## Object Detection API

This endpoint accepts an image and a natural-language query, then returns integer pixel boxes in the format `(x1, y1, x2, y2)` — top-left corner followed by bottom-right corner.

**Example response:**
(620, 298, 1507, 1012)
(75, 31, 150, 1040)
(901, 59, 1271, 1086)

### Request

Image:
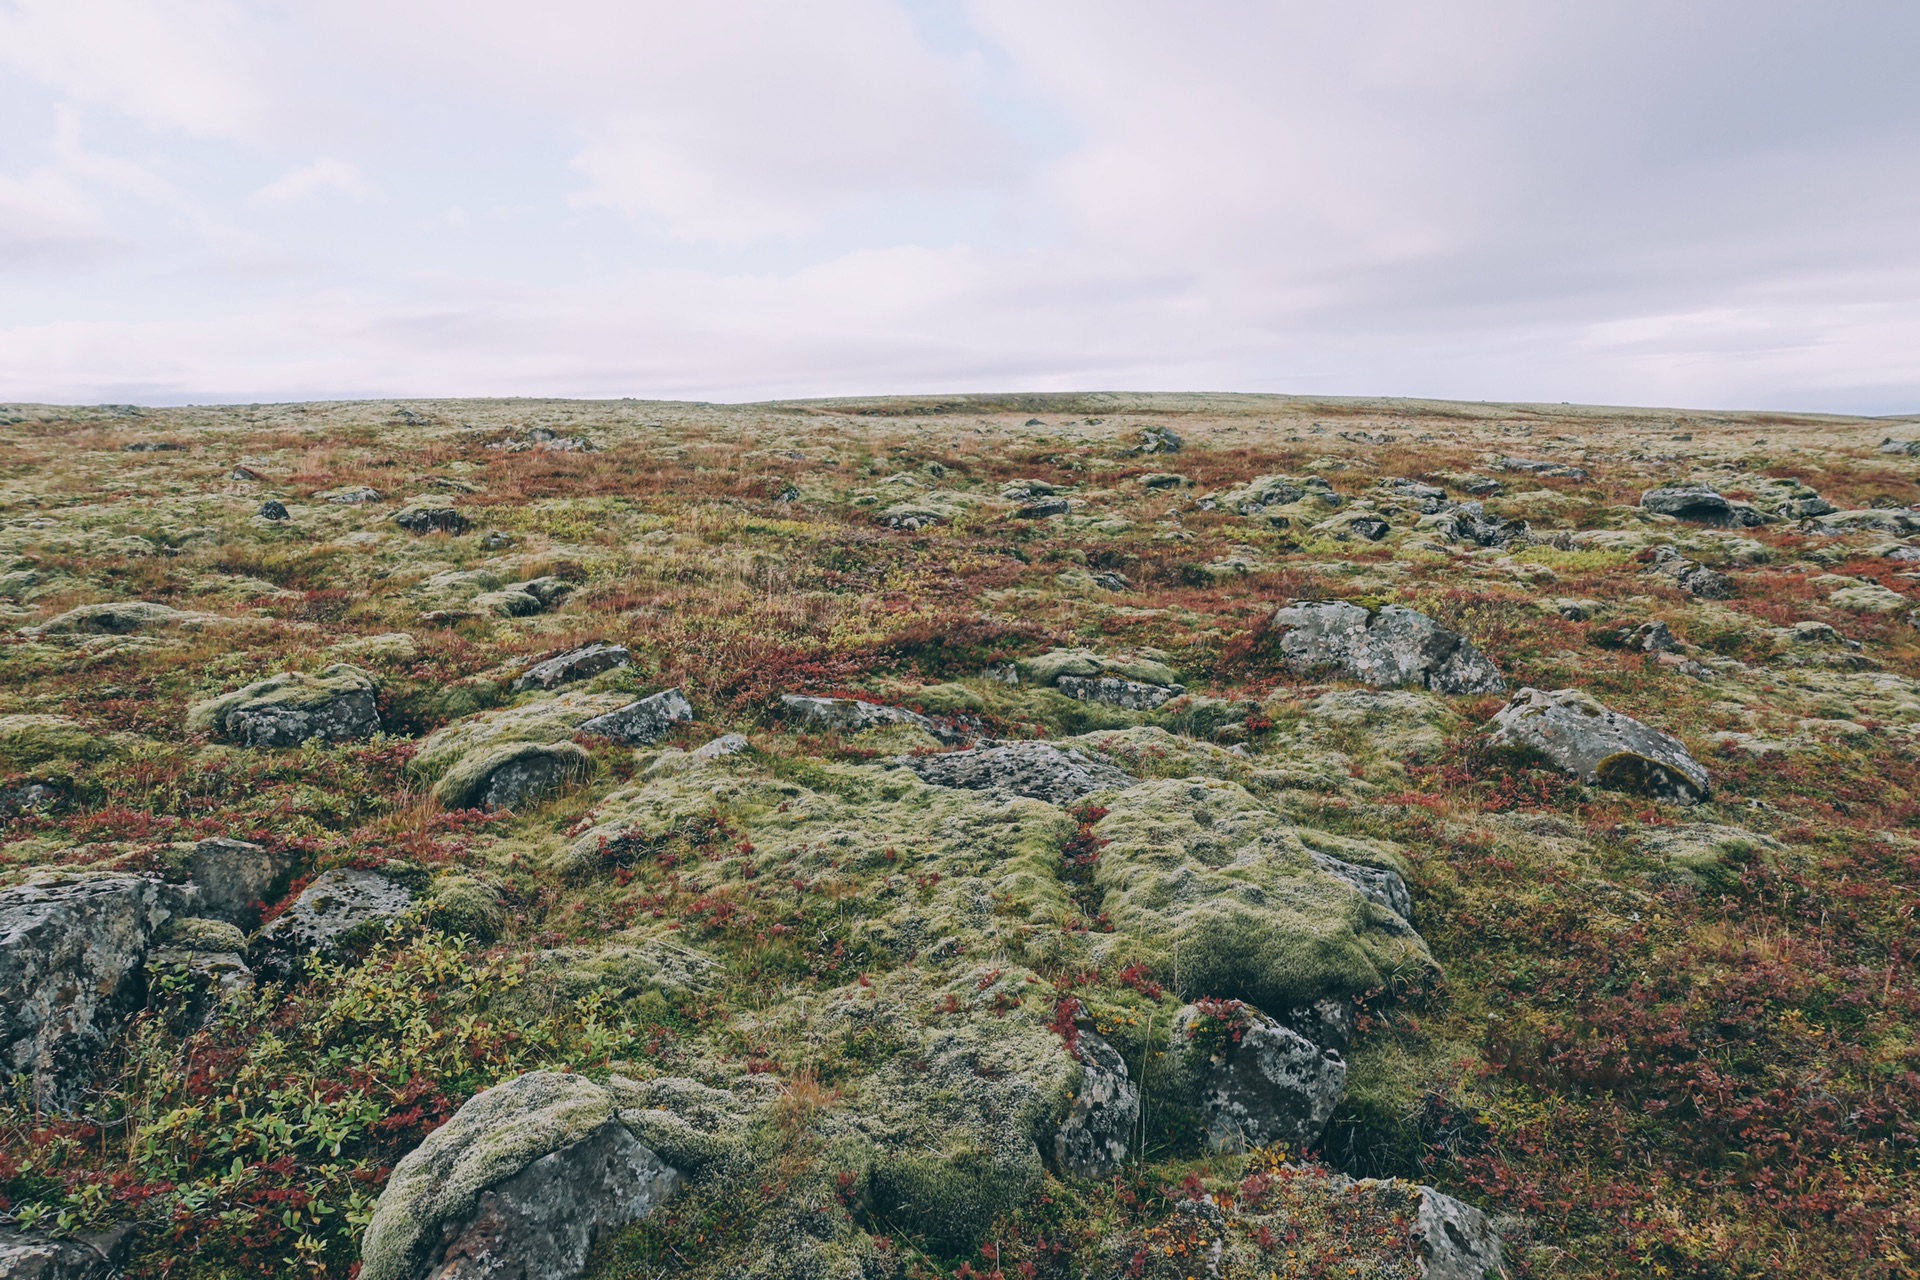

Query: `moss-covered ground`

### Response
(1, 393, 1917, 1278)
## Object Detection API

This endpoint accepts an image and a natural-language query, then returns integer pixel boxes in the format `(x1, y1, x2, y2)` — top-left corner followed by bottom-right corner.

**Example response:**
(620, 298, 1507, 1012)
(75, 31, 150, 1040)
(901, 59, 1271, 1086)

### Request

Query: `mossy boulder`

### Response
(23, 601, 218, 636)
(0, 715, 107, 767)
(423, 874, 508, 942)
(1087, 779, 1433, 1009)
(186, 664, 380, 748)
(414, 690, 630, 777)
(358, 1071, 679, 1280)
(432, 741, 592, 811)
(1016, 647, 1180, 689)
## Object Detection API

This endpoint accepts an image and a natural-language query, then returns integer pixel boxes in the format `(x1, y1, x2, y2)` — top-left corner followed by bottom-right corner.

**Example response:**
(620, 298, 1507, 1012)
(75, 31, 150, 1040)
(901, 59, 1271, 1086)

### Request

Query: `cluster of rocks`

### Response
(1270, 600, 1506, 695)
(1007, 647, 1187, 710)
(778, 693, 966, 743)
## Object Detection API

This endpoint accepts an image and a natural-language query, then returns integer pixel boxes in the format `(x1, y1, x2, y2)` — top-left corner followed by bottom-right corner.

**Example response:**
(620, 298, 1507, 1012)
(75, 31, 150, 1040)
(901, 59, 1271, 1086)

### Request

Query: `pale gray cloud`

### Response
(0, 0, 1914, 411)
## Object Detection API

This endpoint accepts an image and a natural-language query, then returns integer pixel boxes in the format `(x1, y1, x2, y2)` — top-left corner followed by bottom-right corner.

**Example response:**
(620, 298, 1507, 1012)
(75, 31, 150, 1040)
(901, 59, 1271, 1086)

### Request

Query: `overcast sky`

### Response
(1, 1, 1917, 412)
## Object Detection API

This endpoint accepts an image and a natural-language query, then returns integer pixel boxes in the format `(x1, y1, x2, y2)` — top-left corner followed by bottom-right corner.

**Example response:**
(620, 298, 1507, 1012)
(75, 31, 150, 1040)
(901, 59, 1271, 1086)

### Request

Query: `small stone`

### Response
(231, 464, 265, 481)
(1501, 456, 1587, 480)
(1412, 1185, 1506, 1280)
(480, 531, 515, 550)
(1137, 426, 1183, 454)
(512, 643, 632, 692)
(121, 441, 186, 453)
(0, 1229, 121, 1279)
(1090, 570, 1131, 591)
(690, 733, 748, 761)
(256, 499, 290, 521)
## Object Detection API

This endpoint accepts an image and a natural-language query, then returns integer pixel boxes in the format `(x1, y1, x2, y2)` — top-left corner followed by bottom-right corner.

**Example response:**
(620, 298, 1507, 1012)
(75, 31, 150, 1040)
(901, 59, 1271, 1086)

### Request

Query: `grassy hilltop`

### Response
(0, 393, 1916, 1279)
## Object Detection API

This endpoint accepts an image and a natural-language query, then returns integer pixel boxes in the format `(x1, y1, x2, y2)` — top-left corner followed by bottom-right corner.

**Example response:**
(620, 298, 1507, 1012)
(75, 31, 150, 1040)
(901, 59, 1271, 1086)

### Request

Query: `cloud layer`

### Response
(1, 0, 1916, 411)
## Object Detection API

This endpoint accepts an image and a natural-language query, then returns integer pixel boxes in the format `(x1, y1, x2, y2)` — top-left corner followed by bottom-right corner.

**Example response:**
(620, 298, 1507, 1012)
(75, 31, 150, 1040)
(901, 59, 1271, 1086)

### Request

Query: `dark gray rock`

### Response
(1308, 851, 1413, 922)
(358, 1072, 679, 1280)
(1271, 600, 1505, 695)
(1648, 547, 1733, 599)
(1137, 426, 1182, 454)
(1172, 1002, 1347, 1153)
(256, 499, 289, 521)
(1641, 486, 1771, 528)
(1053, 1030, 1138, 1179)
(250, 868, 415, 984)
(1055, 674, 1185, 710)
(121, 441, 185, 453)
(1090, 570, 1131, 591)
(187, 837, 297, 929)
(187, 665, 381, 748)
(0, 873, 176, 1111)
(512, 644, 632, 693)
(1877, 438, 1920, 455)
(1426, 501, 1528, 547)
(1625, 621, 1678, 652)
(518, 576, 573, 608)
(1491, 686, 1709, 802)
(0, 1230, 120, 1279)
(901, 740, 1135, 806)
(578, 688, 694, 744)
(1012, 497, 1070, 519)
(391, 502, 467, 534)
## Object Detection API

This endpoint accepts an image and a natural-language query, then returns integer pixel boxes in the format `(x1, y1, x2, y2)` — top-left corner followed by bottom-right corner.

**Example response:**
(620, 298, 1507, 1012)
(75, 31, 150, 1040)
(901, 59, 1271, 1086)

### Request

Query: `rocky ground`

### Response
(0, 393, 1916, 1280)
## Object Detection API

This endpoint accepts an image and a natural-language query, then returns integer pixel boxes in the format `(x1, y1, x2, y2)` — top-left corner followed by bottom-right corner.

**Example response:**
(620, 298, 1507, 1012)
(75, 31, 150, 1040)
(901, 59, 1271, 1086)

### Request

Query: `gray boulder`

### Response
(512, 643, 632, 693)
(0, 1230, 121, 1279)
(391, 502, 467, 535)
(578, 688, 694, 744)
(1412, 1185, 1506, 1279)
(1172, 1002, 1347, 1154)
(186, 665, 380, 747)
(1491, 687, 1708, 802)
(250, 868, 415, 984)
(1271, 601, 1505, 695)
(1500, 456, 1586, 480)
(1012, 497, 1071, 519)
(1647, 547, 1732, 599)
(1422, 501, 1527, 547)
(186, 837, 297, 929)
(358, 1071, 679, 1280)
(256, 499, 289, 521)
(901, 741, 1135, 806)
(779, 693, 941, 736)
(0, 873, 176, 1111)
(1053, 1030, 1139, 1178)
(1641, 486, 1770, 527)
(1055, 674, 1185, 710)
(1879, 438, 1920, 456)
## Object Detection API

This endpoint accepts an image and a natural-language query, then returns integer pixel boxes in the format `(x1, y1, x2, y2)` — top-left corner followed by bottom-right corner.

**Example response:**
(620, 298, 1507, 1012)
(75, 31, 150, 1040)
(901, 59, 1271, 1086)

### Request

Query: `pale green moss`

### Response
(1088, 778, 1434, 1007)
(0, 714, 107, 766)
(431, 740, 592, 809)
(185, 664, 375, 734)
(424, 874, 507, 942)
(414, 689, 631, 777)
(359, 1072, 615, 1280)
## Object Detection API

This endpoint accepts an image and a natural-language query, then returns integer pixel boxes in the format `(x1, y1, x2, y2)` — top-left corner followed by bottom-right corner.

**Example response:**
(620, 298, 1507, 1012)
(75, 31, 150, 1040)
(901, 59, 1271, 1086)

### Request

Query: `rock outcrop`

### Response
(23, 601, 216, 637)
(1641, 485, 1770, 527)
(0, 1229, 124, 1279)
(187, 664, 381, 747)
(1010, 647, 1185, 708)
(1173, 1001, 1347, 1153)
(1271, 600, 1505, 695)
(0, 873, 177, 1110)
(1053, 1029, 1139, 1179)
(391, 501, 467, 534)
(901, 740, 1135, 806)
(511, 643, 632, 693)
(250, 868, 415, 984)
(1491, 686, 1709, 801)
(779, 693, 946, 737)
(1410, 1184, 1507, 1280)
(577, 688, 694, 744)
(359, 1071, 679, 1280)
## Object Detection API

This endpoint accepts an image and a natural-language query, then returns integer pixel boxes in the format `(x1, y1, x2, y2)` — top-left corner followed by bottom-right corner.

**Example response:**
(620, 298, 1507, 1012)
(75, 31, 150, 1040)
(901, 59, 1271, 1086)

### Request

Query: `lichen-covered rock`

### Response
(576, 688, 694, 744)
(1309, 850, 1414, 921)
(1056, 674, 1185, 710)
(511, 643, 632, 692)
(1205, 474, 1336, 516)
(1271, 600, 1505, 695)
(1420, 501, 1528, 547)
(359, 1071, 679, 1280)
(1089, 779, 1432, 1009)
(1811, 508, 1920, 536)
(1015, 647, 1181, 690)
(1647, 546, 1733, 599)
(0, 1230, 121, 1279)
(1053, 1030, 1139, 1178)
(391, 501, 467, 534)
(22, 601, 216, 636)
(0, 873, 176, 1111)
(1172, 1001, 1347, 1153)
(1410, 1184, 1507, 1279)
(414, 690, 631, 776)
(432, 741, 592, 810)
(187, 664, 380, 747)
(249, 868, 415, 984)
(1491, 686, 1708, 801)
(779, 693, 940, 736)
(184, 837, 297, 929)
(1642, 486, 1740, 523)
(901, 740, 1136, 806)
